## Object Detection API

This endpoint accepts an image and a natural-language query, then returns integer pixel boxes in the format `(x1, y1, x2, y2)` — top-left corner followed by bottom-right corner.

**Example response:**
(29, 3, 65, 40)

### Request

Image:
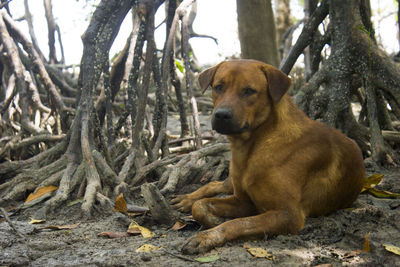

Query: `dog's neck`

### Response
(228, 94, 308, 157)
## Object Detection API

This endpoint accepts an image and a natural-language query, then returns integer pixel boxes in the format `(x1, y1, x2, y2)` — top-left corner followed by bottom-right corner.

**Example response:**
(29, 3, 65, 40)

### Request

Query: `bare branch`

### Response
(280, 0, 329, 74)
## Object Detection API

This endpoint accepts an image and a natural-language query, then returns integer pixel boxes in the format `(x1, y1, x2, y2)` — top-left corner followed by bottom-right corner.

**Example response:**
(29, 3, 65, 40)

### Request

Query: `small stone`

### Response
(140, 253, 151, 262)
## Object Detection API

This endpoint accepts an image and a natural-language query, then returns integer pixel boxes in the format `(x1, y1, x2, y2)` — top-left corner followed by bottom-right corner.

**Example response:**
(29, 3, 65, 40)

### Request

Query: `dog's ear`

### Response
(261, 65, 291, 103)
(198, 63, 223, 94)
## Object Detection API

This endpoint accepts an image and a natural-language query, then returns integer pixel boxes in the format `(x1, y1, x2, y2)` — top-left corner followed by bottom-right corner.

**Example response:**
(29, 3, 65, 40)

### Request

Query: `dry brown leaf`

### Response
(244, 243, 275, 260)
(367, 188, 400, 198)
(25, 185, 58, 203)
(29, 218, 46, 224)
(171, 220, 187, 231)
(195, 254, 220, 263)
(343, 233, 371, 259)
(42, 222, 81, 230)
(383, 244, 400, 255)
(97, 231, 130, 238)
(361, 174, 400, 198)
(127, 225, 142, 235)
(363, 232, 370, 252)
(127, 221, 152, 238)
(361, 174, 384, 192)
(136, 244, 159, 253)
(113, 193, 127, 213)
(343, 251, 361, 259)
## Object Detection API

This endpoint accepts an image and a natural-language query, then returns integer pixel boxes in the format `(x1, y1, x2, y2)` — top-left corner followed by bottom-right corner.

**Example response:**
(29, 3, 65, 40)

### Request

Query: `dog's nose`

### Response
(214, 108, 233, 121)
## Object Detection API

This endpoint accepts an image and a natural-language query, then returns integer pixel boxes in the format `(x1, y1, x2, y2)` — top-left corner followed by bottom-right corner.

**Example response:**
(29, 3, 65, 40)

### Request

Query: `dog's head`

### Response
(198, 59, 291, 135)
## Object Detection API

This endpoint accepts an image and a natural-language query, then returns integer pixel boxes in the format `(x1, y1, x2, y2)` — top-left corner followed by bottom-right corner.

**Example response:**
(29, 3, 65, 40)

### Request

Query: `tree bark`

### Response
(44, 0, 58, 64)
(275, 0, 292, 60)
(236, 0, 279, 66)
(284, 0, 400, 163)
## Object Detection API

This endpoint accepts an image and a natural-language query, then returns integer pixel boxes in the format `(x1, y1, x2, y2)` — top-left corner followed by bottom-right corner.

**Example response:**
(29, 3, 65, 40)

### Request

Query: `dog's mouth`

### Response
(211, 115, 249, 135)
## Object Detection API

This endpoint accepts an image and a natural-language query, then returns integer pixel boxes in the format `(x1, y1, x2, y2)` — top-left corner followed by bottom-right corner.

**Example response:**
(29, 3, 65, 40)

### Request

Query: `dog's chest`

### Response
(230, 144, 292, 200)
(230, 151, 273, 193)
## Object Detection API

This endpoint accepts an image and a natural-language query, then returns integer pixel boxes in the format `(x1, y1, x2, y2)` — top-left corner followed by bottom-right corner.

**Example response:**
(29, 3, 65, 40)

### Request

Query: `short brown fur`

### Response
(172, 59, 365, 254)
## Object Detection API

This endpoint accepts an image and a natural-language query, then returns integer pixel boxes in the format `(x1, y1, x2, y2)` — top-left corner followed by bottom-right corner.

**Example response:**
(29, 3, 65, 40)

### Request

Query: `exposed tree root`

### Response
(284, 0, 400, 164)
(0, 1, 229, 220)
(160, 143, 229, 194)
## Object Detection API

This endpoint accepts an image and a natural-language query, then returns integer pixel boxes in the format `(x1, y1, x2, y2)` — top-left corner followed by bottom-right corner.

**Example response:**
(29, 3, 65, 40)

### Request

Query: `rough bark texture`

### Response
(236, 0, 279, 67)
(286, 0, 400, 164)
(141, 183, 179, 226)
(275, 0, 292, 60)
(1, 0, 229, 218)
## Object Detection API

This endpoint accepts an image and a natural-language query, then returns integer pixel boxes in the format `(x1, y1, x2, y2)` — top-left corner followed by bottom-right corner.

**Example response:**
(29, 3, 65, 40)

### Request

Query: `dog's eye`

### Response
(213, 84, 224, 94)
(242, 87, 257, 97)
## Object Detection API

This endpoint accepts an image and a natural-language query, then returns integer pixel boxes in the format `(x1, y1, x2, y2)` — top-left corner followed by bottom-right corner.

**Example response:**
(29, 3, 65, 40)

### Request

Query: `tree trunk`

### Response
(275, 0, 292, 60)
(236, 0, 279, 67)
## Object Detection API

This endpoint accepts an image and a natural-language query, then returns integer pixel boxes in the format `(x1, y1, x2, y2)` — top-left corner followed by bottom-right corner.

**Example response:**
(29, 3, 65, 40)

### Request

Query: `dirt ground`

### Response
(1, 163, 400, 266)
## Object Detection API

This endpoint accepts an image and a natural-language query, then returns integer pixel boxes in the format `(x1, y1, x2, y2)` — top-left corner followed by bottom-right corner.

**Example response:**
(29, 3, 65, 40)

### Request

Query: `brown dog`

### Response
(172, 59, 365, 254)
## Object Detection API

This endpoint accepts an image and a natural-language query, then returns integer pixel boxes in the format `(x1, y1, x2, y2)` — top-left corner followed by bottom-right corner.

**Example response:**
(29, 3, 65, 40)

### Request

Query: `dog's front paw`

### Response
(181, 229, 225, 254)
(171, 194, 196, 213)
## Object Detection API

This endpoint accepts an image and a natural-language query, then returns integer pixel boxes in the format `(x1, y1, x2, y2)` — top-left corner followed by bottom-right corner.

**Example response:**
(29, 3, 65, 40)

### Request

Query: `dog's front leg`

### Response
(171, 177, 233, 212)
(182, 208, 305, 254)
(191, 195, 256, 228)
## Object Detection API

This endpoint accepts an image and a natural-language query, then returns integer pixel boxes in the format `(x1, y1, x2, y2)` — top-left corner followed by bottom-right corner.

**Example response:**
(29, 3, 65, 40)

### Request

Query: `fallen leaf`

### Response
(363, 232, 370, 252)
(127, 221, 152, 238)
(244, 244, 275, 260)
(29, 218, 46, 224)
(383, 244, 400, 256)
(25, 185, 58, 203)
(136, 244, 159, 253)
(361, 174, 400, 198)
(97, 231, 130, 238)
(367, 188, 400, 198)
(66, 198, 84, 207)
(362, 174, 384, 192)
(312, 264, 332, 267)
(113, 193, 127, 213)
(171, 220, 187, 231)
(194, 254, 219, 263)
(42, 222, 80, 230)
(343, 251, 361, 258)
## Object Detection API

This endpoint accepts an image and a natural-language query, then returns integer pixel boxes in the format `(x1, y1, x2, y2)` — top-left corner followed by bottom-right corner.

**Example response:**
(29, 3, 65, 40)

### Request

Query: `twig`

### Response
(160, 248, 197, 262)
(168, 135, 214, 145)
(0, 0, 13, 9)
(0, 207, 26, 239)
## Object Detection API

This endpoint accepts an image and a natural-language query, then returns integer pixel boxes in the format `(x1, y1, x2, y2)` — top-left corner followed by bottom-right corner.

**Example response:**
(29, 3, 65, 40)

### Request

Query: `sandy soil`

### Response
(1, 164, 400, 267)
(1, 114, 400, 266)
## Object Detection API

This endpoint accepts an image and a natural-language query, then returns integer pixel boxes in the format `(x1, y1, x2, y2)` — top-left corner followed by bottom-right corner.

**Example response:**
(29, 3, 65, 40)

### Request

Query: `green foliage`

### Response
(175, 59, 185, 73)
(355, 24, 371, 36)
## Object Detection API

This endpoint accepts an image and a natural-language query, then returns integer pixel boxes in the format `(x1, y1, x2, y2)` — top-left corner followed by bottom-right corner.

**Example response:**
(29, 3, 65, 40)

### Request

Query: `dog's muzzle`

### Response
(212, 107, 249, 135)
